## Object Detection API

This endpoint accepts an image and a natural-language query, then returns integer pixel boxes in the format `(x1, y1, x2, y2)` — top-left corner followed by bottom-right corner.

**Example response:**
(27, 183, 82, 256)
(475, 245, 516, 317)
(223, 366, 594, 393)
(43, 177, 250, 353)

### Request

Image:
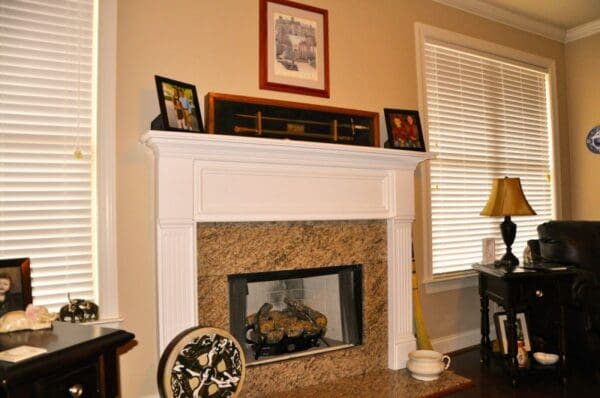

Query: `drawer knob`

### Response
(535, 289, 544, 298)
(69, 384, 83, 397)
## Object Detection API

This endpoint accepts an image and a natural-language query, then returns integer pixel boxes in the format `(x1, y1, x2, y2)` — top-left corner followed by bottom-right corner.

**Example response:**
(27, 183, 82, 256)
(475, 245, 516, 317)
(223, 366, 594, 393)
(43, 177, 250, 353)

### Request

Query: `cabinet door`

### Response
(33, 361, 99, 397)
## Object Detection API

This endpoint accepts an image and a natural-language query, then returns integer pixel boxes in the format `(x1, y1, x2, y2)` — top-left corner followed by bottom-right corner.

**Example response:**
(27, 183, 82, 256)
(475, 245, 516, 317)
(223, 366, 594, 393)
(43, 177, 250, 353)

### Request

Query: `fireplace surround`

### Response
(142, 130, 433, 374)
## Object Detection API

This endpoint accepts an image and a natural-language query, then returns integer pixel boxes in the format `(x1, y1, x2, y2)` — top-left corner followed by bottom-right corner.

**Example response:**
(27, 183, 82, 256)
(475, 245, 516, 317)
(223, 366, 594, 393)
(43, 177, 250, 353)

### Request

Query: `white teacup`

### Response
(407, 350, 451, 381)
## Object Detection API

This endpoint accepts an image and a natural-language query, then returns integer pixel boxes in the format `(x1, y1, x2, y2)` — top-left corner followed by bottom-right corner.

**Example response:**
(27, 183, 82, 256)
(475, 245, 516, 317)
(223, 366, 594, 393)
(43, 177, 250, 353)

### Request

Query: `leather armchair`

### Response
(528, 221, 600, 377)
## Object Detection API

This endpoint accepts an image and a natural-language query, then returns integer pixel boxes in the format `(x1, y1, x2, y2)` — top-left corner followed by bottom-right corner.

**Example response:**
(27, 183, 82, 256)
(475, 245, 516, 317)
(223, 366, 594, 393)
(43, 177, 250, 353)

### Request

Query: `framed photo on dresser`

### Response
(0, 258, 32, 316)
(494, 311, 531, 354)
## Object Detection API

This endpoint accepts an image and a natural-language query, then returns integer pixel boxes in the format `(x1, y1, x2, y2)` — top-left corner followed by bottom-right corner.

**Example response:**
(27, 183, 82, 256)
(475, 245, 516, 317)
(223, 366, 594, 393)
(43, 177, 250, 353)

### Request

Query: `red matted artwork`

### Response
(259, 0, 330, 98)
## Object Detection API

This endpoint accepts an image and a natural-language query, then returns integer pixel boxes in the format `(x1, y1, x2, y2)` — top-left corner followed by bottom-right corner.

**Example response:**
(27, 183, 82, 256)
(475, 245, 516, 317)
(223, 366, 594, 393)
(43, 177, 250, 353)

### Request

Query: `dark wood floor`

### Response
(446, 346, 600, 397)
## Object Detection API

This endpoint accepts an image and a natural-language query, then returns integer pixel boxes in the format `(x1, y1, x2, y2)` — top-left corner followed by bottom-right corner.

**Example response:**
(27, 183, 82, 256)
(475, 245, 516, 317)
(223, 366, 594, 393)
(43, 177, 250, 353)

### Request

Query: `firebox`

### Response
(228, 265, 363, 366)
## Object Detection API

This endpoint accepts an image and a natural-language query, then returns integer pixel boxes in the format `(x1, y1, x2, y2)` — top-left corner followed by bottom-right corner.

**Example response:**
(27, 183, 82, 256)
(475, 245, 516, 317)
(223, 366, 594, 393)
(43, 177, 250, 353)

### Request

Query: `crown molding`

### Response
(566, 19, 600, 42)
(433, 0, 566, 42)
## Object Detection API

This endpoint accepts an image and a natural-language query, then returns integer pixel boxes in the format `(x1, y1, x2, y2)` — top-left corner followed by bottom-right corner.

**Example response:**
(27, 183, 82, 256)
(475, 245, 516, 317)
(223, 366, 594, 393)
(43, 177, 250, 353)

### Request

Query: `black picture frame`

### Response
(383, 108, 426, 151)
(155, 75, 204, 133)
(494, 311, 532, 354)
(0, 258, 32, 317)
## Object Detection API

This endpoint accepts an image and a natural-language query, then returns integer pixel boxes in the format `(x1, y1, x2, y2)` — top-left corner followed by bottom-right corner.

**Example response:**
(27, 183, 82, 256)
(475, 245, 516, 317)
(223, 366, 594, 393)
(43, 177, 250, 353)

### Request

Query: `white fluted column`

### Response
(387, 218, 416, 369)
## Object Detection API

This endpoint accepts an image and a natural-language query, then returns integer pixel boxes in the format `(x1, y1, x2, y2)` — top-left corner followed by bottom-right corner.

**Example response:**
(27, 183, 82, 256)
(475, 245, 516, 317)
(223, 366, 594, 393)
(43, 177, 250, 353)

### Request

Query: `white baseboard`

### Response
(431, 327, 495, 354)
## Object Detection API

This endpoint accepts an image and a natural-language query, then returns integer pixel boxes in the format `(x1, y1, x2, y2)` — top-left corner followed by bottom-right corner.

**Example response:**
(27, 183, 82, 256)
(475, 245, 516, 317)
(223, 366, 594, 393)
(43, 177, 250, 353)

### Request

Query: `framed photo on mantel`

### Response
(154, 75, 204, 133)
(383, 109, 426, 152)
(259, 0, 330, 98)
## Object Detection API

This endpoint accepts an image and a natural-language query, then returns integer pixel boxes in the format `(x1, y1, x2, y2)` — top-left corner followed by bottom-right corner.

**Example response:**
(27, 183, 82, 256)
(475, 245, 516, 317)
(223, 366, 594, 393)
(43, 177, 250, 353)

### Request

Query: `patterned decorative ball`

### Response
(158, 326, 245, 398)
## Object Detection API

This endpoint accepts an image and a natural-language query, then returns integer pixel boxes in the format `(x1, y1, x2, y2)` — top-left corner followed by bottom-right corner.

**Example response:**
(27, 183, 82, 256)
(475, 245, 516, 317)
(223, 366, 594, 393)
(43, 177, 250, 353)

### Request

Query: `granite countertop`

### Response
(262, 369, 473, 398)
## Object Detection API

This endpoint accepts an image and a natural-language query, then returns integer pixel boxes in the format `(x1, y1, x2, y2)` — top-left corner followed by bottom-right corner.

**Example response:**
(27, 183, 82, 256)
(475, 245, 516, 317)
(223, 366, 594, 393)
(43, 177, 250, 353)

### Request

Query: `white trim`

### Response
(424, 273, 478, 294)
(414, 23, 560, 281)
(56, 317, 124, 328)
(547, 61, 562, 220)
(387, 219, 418, 369)
(142, 131, 433, 367)
(565, 19, 600, 43)
(432, 0, 565, 42)
(96, 0, 119, 320)
(431, 328, 483, 354)
(414, 23, 557, 69)
(434, 0, 600, 43)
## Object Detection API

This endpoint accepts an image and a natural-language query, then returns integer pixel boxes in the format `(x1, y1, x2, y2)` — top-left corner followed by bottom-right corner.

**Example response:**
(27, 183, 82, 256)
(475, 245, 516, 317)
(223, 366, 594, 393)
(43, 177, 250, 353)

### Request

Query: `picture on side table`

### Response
(259, 0, 330, 97)
(155, 75, 204, 132)
(494, 311, 532, 354)
(383, 109, 426, 151)
(0, 258, 32, 317)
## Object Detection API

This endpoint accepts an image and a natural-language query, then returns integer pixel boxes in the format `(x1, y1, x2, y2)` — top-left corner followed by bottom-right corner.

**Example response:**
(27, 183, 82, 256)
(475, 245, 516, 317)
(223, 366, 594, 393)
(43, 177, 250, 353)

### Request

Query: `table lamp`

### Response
(480, 177, 536, 268)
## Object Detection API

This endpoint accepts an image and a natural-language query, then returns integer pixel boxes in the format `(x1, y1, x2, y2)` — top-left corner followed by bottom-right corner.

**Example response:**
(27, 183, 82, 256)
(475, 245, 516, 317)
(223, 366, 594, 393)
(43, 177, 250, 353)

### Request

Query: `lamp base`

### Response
(494, 252, 519, 270)
(494, 215, 519, 270)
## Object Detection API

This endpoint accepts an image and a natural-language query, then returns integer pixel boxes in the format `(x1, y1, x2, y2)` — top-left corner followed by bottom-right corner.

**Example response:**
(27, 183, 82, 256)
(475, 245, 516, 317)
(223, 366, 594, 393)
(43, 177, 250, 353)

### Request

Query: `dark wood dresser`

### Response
(0, 321, 134, 397)
(473, 263, 575, 386)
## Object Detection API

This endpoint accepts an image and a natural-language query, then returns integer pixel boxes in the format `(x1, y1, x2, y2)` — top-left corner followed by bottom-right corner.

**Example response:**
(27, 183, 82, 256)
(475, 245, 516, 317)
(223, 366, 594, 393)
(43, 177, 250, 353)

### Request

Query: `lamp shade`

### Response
(480, 177, 536, 217)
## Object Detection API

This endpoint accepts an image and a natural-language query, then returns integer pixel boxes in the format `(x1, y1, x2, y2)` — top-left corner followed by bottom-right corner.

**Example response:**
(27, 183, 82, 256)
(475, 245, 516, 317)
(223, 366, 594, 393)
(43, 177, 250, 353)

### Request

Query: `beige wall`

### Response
(116, 1, 570, 396)
(565, 34, 600, 220)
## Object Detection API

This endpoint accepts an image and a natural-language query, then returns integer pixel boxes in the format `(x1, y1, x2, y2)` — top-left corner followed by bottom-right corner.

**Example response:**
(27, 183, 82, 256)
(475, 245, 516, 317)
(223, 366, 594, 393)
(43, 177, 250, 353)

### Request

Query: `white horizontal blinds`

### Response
(424, 41, 553, 274)
(0, 0, 96, 310)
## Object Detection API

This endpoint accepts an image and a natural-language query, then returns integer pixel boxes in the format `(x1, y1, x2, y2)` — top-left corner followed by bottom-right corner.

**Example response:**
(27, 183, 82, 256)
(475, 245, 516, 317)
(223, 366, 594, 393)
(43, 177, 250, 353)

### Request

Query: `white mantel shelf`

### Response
(142, 130, 434, 369)
(141, 130, 431, 169)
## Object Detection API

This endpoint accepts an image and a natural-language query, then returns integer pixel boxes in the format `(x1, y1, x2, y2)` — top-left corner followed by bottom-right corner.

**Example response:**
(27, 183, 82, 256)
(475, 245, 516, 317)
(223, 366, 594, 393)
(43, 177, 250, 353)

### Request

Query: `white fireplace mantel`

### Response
(142, 130, 433, 369)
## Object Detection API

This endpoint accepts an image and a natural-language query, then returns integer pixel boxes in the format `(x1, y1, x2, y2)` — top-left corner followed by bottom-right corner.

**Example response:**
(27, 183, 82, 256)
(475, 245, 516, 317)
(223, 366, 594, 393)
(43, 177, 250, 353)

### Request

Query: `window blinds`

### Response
(423, 41, 554, 275)
(0, 0, 96, 310)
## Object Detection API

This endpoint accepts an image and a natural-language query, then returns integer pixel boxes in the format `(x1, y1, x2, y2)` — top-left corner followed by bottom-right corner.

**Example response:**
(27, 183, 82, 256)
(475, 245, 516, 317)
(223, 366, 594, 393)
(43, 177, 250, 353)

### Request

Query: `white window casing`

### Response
(415, 24, 561, 286)
(0, 0, 118, 320)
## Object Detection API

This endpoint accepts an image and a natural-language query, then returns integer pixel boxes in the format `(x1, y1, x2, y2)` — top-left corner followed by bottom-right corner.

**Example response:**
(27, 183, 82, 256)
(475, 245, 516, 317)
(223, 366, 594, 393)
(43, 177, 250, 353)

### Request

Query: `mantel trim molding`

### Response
(142, 130, 434, 369)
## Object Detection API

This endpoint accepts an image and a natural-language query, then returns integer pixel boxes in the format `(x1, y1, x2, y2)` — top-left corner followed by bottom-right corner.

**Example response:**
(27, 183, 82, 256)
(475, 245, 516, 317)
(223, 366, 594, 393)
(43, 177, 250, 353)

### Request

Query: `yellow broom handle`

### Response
(412, 262, 433, 350)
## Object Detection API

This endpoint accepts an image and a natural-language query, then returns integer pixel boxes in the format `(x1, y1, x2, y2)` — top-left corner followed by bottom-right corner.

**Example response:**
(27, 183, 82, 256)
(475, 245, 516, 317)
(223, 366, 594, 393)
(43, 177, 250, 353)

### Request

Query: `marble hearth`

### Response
(142, 131, 433, 376)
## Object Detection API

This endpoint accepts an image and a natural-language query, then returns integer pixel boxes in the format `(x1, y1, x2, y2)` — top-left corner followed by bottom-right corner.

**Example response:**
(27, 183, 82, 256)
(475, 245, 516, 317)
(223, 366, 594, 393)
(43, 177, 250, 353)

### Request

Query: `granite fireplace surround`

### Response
(198, 220, 386, 395)
(142, 131, 433, 396)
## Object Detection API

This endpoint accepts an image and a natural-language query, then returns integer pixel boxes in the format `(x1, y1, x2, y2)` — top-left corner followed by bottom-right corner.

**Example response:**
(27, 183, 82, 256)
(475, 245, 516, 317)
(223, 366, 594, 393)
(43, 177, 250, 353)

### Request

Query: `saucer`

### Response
(533, 352, 559, 365)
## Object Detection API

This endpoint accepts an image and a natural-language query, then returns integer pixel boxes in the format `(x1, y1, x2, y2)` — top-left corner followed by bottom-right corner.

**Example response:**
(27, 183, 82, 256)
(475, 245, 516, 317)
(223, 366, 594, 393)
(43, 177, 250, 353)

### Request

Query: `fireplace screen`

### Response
(228, 265, 362, 365)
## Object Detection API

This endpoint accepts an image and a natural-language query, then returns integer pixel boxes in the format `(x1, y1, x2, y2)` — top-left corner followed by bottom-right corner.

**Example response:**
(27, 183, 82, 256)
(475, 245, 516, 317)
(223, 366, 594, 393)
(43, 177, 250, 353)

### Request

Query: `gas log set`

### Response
(245, 297, 328, 359)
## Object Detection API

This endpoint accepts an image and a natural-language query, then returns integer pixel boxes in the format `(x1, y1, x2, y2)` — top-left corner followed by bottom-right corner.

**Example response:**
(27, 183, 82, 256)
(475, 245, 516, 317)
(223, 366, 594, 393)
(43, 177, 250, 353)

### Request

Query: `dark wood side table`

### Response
(0, 321, 134, 398)
(473, 263, 575, 387)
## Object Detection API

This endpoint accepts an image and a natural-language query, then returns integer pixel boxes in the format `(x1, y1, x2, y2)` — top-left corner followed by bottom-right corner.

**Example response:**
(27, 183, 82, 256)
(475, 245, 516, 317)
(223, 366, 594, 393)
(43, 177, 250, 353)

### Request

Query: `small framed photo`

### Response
(259, 0, 330, 98)
(482, 238, 496, 264)
(494, 311, 531, 354)
(155, 75, 204, 132)
(0, 258, 32, 317)
(383, 109, 426, 151)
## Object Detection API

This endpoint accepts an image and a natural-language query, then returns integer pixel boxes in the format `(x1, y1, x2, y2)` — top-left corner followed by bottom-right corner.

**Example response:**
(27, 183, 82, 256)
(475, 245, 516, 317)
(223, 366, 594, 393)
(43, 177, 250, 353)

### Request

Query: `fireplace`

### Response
(229, 265, 363, 365)
(142, 130, 432, 393)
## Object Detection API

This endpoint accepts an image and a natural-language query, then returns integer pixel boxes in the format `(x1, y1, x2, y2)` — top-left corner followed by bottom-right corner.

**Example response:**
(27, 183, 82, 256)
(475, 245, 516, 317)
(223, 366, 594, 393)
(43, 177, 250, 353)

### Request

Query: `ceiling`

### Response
(480, 0, 600, 29)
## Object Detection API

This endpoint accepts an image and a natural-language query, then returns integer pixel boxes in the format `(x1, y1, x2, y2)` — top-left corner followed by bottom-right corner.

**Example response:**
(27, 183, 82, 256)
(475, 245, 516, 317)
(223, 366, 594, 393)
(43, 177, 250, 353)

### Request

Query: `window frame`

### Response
(95, 0, 120, 323)
(0, 0, 118, 321)
(414, 23, 563, 290)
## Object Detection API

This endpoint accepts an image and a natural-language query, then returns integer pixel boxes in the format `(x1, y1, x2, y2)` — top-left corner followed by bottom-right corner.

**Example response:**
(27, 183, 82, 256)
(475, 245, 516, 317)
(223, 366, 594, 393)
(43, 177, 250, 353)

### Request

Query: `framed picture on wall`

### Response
(494, 311, 532, 354)
(383, 109, 426, 151)
(155, 75, 204, 133)
(0, 258, 32, 317)
(259, 0, 330, 98)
